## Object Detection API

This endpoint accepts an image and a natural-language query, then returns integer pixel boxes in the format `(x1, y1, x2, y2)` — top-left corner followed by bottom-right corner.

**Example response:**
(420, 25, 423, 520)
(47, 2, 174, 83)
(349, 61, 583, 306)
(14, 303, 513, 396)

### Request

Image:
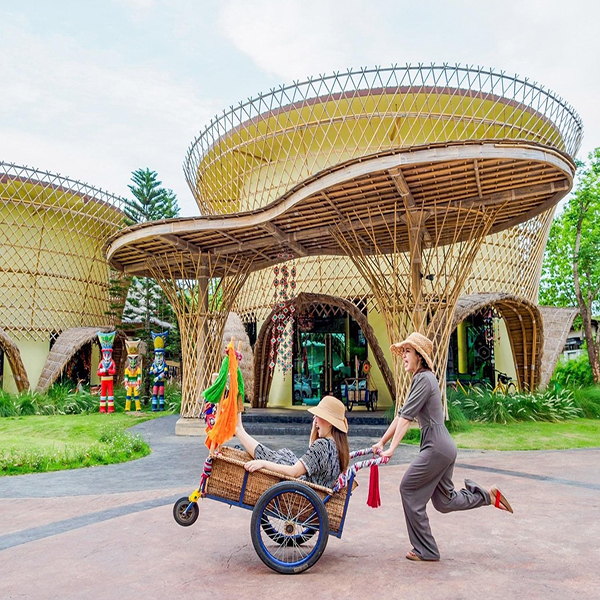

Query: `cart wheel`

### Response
(260, 515, 317, 546)
(173, 496, 199, 527)
(251, 481, 329, 574)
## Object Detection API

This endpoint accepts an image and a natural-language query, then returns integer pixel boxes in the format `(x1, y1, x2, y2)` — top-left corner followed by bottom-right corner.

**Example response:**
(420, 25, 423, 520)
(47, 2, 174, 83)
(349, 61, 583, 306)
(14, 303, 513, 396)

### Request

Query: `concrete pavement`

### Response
(1, 415, 599, 599)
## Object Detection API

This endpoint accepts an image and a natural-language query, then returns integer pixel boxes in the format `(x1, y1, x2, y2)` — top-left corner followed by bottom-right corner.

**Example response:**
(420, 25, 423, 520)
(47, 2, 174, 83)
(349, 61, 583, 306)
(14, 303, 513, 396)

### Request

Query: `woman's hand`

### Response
(371, 440, 385, 454)
(381, 448, 394, 459)
(244, 459, 267, 473)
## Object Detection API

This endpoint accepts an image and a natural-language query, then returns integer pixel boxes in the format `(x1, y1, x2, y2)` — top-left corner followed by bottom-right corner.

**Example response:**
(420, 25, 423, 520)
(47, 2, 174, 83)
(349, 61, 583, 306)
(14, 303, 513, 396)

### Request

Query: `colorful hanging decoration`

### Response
(269, 255, 296, 377)
(123, 339, 142, 412)
(150, 331, 168, 412)
(204, 339, 246, 453)
(97, 331, 116, 414)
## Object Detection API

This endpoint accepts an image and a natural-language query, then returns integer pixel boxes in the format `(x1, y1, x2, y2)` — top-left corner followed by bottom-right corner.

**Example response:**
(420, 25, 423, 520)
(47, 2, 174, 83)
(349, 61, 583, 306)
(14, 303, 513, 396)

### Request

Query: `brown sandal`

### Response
(406, 551, 439, 562)
(491, 486, 513, 513)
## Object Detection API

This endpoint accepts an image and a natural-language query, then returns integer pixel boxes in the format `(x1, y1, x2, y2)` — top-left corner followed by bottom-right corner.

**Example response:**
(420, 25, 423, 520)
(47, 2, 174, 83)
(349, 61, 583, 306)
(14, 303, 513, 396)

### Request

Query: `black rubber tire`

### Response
(173, 497, 199, 527)
(506, 382, 517, 395)
(370, 390, 378, 411)
(251, 481, 329, 574)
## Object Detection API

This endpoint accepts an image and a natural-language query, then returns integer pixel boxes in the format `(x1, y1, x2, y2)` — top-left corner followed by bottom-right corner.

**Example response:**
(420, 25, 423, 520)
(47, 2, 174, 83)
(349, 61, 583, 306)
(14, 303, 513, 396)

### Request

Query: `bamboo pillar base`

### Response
(149, 254, 250, 419)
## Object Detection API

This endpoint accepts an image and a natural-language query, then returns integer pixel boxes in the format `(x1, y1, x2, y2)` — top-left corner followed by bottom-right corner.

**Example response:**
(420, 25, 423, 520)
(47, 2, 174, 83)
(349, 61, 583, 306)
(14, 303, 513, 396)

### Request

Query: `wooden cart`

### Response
(173, 447, 386, 574)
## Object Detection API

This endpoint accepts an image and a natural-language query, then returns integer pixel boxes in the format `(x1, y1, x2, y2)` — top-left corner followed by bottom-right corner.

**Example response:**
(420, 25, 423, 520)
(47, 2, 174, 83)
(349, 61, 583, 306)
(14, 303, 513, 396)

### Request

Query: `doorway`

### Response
(292, 311, 367, 405)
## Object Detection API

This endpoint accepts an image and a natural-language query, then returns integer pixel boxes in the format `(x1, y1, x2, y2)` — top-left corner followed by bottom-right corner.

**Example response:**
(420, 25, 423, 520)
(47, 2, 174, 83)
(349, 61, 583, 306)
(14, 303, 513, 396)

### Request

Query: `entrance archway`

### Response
(0, 328, 29, 392)
(452, 293, 543, 391)
(253, 292, 395, 407)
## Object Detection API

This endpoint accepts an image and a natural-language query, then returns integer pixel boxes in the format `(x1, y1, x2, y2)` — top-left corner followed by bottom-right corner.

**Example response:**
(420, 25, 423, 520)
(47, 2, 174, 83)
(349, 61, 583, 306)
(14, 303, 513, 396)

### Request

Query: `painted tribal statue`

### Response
(123, 338, 142, 412)
(150, 331, 168, 412)
(97, 330, 116, 413)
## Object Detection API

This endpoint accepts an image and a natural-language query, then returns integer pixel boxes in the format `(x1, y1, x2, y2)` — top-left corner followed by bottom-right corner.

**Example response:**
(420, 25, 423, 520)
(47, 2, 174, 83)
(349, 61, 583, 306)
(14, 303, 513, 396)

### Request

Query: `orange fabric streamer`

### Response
(205, 343, 239, 451)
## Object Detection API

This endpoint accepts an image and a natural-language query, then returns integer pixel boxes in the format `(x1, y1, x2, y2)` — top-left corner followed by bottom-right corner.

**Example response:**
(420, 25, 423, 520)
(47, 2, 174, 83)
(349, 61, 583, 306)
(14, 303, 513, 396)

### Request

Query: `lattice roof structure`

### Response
(0, 162, 126, 342)
(107, 65, 580, 279)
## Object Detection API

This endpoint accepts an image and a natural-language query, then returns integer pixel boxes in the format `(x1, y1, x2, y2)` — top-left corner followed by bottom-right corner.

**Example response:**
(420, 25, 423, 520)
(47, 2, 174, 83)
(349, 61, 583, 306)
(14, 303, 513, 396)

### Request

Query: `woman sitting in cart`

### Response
(236, 395, 349, 489)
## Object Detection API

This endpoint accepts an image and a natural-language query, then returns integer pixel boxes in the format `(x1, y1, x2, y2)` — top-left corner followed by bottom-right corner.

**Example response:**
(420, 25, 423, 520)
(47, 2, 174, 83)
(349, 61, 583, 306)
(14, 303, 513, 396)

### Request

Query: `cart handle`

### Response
(332, 448, 389, 493)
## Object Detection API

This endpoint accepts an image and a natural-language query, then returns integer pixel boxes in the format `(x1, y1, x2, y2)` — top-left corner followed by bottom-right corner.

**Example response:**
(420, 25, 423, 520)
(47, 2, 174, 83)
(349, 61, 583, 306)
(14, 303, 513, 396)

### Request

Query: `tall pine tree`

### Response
(122, 169, 181, 401)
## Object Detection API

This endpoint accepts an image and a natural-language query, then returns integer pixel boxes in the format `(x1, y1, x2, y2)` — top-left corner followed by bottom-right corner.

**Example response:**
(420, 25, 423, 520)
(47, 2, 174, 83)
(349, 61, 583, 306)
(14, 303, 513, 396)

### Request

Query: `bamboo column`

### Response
(333, 196, 505, 414)
(148, 253, 250, 418)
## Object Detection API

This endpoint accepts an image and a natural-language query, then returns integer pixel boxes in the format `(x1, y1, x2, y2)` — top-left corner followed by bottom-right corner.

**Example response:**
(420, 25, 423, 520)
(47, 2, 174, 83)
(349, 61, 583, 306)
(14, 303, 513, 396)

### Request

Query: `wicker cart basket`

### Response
(206, 446, 357, 533)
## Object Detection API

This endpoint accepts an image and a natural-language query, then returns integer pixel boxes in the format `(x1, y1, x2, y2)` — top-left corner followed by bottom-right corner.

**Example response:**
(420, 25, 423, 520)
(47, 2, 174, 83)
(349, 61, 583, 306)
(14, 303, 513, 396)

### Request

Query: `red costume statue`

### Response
(97, 331, 117, 413)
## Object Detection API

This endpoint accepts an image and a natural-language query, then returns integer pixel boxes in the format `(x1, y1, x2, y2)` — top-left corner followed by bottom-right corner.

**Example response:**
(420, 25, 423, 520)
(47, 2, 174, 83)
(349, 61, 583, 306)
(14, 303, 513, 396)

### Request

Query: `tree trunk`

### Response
(144, 276, 152, 403)
(573, 209, 600, 383)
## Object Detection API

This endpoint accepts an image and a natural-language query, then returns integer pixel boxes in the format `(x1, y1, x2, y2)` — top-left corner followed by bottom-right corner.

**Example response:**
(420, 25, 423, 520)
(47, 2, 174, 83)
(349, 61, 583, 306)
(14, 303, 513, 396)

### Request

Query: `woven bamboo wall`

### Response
(186, 65, 582, 215)
(233, 207, 555, 323)
(0, 163, 126, 342)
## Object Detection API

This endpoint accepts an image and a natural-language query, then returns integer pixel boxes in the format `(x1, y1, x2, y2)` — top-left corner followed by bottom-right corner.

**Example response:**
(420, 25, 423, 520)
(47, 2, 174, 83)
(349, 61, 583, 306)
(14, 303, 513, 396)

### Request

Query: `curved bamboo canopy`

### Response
(106, 142, 574, 279)
(0, 328, 30, 392)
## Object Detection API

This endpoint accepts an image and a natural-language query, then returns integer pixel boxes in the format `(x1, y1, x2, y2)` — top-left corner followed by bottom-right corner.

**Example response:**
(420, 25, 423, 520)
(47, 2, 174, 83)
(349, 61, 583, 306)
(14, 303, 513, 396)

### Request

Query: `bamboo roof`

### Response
(0, 163, 126, 341)
(107, 140, 574, 278)
(108, 65, 580, 280)
(185, 65, 582, 214)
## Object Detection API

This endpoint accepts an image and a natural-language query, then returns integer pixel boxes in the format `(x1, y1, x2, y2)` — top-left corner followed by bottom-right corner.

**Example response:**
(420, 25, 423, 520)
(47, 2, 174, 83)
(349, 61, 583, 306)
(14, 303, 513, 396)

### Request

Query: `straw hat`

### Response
(390, 332, 435, 372)
(307, 395, 348, 433)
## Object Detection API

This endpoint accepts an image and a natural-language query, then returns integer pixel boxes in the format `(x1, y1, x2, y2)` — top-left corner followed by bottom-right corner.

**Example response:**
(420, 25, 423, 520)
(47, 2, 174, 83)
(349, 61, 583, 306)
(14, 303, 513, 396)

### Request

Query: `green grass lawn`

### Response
(2, 414, 599, 477)
(0, 412, 163, 476)
(450, 419, 600, 451)
(0, 413, 153, 451)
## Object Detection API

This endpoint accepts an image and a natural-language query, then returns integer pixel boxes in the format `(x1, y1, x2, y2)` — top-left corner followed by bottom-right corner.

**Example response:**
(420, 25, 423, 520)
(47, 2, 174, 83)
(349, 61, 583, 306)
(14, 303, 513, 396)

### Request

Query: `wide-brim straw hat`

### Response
(390, 332, 435, 372)
(307, 395, 348, 433)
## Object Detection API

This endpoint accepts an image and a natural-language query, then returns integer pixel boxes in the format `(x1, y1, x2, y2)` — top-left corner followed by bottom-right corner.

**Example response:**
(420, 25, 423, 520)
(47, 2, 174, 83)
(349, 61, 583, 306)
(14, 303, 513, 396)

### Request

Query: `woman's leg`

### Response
(235, 413, 260, 458)
(431, 461, 491, 513)
(400, 450, 453, 561)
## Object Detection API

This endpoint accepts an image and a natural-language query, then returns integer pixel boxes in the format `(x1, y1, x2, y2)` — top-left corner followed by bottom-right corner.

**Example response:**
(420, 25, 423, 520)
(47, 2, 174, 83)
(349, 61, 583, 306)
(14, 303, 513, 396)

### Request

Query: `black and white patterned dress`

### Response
(254, 438, 341, 489)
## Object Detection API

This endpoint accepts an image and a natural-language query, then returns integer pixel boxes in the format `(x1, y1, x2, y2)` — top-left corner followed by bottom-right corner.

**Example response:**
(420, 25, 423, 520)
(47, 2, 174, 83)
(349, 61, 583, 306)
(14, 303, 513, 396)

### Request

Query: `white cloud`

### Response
(0, 12, 217, 215)
(216, 0, 600, 158)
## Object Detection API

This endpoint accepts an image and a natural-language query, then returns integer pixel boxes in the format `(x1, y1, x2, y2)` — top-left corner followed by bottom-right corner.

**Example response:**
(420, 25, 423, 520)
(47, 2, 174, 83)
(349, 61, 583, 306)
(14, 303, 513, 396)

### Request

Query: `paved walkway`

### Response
(1, 416, 599, 599)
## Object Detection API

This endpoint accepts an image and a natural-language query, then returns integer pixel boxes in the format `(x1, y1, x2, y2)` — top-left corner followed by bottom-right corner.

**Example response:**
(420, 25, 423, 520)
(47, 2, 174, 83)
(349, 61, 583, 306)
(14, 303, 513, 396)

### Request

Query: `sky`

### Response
(1, 0, 599, 216)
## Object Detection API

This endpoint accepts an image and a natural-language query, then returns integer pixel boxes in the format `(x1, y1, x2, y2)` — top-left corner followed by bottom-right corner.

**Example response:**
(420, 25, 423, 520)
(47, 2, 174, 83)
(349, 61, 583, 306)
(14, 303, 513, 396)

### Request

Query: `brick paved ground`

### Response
(1, 415, 598, 599)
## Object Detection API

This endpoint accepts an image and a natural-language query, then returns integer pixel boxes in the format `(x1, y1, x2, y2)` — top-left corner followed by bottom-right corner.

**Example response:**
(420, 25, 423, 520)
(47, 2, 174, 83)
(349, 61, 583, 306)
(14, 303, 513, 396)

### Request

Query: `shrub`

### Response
(449, 386, 581, 424)
(573, 387, 600, 418)
(551, 354, 594, 389)
(0, 392, 16, 417)
(16, 393, 39, 416)
(446, 399, 470, 432)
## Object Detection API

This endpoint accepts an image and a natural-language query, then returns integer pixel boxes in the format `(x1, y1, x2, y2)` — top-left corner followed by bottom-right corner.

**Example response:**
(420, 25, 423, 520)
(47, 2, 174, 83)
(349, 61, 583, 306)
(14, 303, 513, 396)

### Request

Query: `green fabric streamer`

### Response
(237, 366, 245, 400)
(201, 354, 246, 405)
(202, 356, 229, 404)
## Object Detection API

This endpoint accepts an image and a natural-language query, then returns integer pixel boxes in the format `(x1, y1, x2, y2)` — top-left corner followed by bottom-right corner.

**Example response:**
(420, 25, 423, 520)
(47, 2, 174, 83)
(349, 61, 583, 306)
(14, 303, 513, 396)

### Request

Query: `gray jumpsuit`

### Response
(399, 369, 491, 560)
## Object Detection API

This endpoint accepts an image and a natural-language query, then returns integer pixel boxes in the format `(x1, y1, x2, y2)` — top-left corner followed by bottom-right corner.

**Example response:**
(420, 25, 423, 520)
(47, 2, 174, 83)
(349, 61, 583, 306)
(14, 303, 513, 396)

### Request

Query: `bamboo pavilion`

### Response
(105, 64, 582, 423)
(0, 162, 126, 393)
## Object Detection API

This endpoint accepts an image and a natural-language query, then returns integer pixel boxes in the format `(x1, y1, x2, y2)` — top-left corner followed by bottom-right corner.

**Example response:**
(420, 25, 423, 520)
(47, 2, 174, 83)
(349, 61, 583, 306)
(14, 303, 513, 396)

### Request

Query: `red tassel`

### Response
(367, 463, 381, 508)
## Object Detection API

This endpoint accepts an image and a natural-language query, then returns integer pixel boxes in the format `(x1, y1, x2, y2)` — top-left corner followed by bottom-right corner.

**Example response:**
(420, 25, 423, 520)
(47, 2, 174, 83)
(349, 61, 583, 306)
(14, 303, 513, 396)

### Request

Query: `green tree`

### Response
(123, 168, 181, 400)
(540, 148, 600, 382)
(125, 168, 179, 224)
